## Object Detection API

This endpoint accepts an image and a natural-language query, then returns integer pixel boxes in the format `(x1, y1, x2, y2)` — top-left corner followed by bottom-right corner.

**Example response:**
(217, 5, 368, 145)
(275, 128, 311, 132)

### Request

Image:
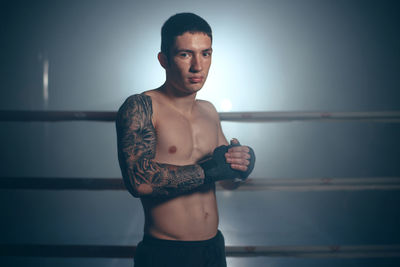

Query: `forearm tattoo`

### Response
(116, 94, 205, 198)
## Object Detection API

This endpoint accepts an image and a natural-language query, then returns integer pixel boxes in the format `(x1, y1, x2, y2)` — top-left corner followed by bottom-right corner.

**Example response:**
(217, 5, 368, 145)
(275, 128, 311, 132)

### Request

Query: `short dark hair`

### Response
(161, 13, 212, 58)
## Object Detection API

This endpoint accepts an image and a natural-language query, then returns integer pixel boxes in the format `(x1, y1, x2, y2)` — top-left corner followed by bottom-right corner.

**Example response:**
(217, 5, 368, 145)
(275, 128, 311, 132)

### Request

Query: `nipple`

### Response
(168, 145, 177, 154)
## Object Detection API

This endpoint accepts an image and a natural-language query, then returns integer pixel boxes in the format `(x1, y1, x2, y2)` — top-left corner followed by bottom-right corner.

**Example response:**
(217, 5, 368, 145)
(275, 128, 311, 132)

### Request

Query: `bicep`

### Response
(116, 95, 157, 196)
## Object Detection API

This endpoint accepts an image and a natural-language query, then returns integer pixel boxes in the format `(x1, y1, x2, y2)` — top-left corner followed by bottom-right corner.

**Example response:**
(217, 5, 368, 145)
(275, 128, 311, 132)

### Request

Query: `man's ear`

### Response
(158, 52, 169, 69)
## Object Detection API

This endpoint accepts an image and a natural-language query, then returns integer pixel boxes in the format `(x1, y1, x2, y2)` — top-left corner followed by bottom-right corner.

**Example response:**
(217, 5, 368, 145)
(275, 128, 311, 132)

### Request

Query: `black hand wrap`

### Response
(230, 141, 256, 180)
(241, 147, 255, 179)
(200, 145, 240, 183)
(199, 143, 256, 183)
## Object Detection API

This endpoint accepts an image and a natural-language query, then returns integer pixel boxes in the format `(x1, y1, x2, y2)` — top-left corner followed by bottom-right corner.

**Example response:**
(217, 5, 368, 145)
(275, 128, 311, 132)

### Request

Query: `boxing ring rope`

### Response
(1, 177, 400, 191)
(1, 110, 400, 122)
(2, 109, 400, 259)
(2, 244, 400, 258)
(2, 109, 400, 192)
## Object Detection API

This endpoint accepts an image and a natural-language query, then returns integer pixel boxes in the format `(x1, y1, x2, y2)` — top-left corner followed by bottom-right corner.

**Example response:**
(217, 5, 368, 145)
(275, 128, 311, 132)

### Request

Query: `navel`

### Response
(168, 145, 177, 154)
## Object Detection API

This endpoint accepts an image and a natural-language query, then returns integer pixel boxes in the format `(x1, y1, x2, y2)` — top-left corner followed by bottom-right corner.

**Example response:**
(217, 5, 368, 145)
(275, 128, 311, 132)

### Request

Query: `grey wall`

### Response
(1, 0, 400, 266)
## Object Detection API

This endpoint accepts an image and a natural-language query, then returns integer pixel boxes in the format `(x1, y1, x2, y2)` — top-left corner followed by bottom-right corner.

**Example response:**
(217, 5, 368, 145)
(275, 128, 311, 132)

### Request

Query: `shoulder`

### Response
(116, 93, 153, 127)
(118, 93, 153, 115)
(119, 93, 151, 110)
(196, 99, 220, 121)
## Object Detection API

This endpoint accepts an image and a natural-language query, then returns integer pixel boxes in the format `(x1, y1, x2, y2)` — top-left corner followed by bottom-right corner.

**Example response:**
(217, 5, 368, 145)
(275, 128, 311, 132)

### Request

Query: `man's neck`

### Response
(158, 84, 197, 115)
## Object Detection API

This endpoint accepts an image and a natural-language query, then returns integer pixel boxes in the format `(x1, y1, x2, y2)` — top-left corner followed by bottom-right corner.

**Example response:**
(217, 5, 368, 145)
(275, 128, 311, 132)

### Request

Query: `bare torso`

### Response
(141, 89, 226, 241)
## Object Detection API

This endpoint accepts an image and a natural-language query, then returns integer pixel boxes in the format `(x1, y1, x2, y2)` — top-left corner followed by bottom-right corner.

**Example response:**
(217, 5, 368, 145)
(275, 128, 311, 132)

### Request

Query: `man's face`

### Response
(164, 32, 212, 95)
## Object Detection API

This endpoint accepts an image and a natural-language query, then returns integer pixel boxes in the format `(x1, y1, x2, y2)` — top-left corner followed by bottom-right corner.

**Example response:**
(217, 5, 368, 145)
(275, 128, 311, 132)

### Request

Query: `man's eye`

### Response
(203, 52, 212, 57)
(180, 53, 189, 58)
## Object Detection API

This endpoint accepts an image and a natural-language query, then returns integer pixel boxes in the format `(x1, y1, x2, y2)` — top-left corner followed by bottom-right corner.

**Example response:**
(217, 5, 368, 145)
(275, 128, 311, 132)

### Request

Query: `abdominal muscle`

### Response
(141, 187, 219, 241)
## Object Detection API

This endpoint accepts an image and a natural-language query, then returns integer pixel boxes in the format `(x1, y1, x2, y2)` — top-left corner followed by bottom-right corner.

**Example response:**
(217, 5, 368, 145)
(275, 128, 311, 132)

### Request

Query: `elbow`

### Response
(122, 175, 153, 198)
(135, 184, 154, 197)
(127, 186, 141, 198)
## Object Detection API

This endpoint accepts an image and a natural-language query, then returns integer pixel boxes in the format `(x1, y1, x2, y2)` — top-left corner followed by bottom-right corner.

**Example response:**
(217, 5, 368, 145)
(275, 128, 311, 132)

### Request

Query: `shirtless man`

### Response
(116, 13, 255, 267)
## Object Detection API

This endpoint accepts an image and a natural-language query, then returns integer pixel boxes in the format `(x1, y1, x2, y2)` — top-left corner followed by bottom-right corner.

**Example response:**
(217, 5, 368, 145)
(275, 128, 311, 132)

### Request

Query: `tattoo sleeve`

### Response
(116, 94, 206, 198)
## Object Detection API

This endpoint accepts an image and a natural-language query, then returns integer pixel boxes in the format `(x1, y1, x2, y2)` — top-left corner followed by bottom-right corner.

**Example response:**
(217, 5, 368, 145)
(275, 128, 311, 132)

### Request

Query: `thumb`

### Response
(230, 138, 241, 146)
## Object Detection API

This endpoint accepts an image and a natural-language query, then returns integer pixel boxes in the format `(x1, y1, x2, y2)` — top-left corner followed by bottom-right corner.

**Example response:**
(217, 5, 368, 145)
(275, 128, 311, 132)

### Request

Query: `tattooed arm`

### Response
(116, 94, 206, 198)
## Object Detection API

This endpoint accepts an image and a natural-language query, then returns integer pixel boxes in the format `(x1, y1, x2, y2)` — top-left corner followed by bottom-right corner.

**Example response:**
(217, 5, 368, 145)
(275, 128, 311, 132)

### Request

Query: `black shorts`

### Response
(134, 230, 227, 267)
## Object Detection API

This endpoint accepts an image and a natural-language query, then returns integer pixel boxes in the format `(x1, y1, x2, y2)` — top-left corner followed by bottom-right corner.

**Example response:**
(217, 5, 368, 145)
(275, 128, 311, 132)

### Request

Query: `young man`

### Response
(116, 13, 255, 267)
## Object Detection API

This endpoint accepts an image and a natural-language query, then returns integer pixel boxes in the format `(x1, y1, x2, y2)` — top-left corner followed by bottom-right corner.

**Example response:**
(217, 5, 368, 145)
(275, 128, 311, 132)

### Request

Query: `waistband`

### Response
(142, 230, 223, 247)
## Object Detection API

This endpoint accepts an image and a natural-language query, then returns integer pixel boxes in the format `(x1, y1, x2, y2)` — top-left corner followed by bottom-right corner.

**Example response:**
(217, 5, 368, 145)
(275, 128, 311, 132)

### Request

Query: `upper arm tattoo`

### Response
(116, 94, 205, 198)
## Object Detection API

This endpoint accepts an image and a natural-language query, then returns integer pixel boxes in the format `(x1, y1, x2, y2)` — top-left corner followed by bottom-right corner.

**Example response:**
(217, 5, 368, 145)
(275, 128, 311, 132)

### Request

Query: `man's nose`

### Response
(190, 55, 202, 72)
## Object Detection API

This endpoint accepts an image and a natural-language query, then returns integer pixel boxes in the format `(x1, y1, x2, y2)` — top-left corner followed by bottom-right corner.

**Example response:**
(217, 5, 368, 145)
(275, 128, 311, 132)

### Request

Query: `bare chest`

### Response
(153, 107, 218, 164)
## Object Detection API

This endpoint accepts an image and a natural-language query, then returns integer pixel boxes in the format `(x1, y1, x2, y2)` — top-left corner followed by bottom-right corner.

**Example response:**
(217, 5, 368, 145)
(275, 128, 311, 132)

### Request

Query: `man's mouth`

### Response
(188, 76, 203, 83)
